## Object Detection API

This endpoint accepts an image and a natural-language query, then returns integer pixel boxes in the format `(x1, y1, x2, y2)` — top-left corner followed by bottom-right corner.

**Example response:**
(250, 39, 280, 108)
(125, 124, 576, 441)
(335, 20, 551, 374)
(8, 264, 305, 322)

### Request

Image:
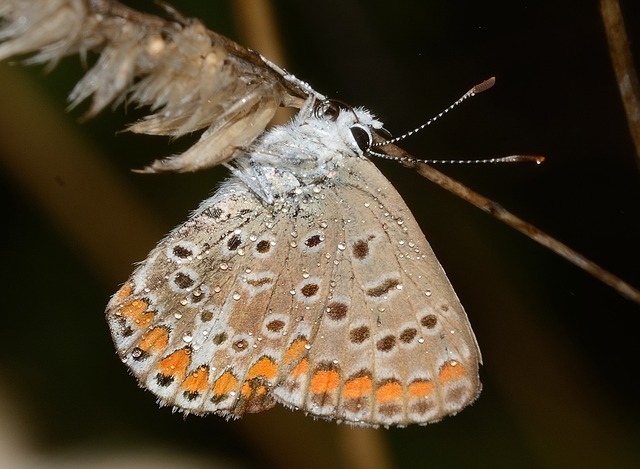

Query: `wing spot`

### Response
(155, 373, 174, 387)
(301, 283, 319, 297)
(350, 326, 370, 344)
(343, 370, 373, 399)
(172, 244, 193, 259)
(246, 276, 274, 288)
(284, 336, 308, 364)
(266, 319, 285, 332)
(157, 348, 192, 383)
(130, 347, 148, 361)
(399, 328, 417, 343)
(376, 335, 396, 352)
(376, 379, 403, 403)
(208, 207, 223, 218)
(256, 239, 271, 253)
(290, 358, 309, 378)
(378, 403, 402, 418)
(366, 278, 400, 297)
(310, 362, 341, 394)
(181, 365, 210, 400)
(227, 234, 242, 251)
(305, 234, 323, 247)
(438, 360, 466, 384)
(326, 302, 348, 321)
(212, 332, 228, 345)
(114, 283, 133, 304)
(247, 356, 278, 380)
(421, 314, 438, 329)
(137, 326, 170, 356)
(173, 271, 196, 289)
(201, 310, 214, 322)
(407, 379, 434, 398)
(211, 370, 239, 402)
(116, 298, 155, 329)
(352, 239, 369, 259)
(238, 379, 272, 413)
(232, 338, 249, 352)
(410, 400, 436, 415)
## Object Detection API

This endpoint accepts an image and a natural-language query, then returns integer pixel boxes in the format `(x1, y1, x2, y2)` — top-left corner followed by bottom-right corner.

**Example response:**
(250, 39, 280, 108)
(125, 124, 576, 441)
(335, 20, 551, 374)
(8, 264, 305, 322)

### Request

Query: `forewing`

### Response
(106, 182, 344, 417)
(108, 185, 271, 416)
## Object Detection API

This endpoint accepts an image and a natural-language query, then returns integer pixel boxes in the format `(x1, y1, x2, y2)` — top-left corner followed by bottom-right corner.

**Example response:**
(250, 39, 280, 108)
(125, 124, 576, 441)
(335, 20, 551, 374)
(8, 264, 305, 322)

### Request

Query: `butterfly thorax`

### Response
(227, 102, 383, 205)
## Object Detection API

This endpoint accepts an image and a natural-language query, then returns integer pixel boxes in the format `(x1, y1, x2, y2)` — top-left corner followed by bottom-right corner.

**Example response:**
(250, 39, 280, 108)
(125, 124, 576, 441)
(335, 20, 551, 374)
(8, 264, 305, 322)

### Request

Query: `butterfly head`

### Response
(311, 99, 384, 158)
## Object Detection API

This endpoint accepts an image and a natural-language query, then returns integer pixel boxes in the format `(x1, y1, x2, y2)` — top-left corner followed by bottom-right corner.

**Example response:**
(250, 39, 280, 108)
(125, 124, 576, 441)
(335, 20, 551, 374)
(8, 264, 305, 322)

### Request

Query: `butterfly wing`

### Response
(107, 182, 292, 416)
(107, 178, 349, 417)
(270, 156, 482, 426)
(107, 155, 481, 426)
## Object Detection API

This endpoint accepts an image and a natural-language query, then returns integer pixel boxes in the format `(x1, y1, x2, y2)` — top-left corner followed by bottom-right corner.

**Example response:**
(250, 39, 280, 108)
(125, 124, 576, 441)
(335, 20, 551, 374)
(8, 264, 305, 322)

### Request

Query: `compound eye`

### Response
(350, 125, 371, 152)
(314, 100, 340, 121)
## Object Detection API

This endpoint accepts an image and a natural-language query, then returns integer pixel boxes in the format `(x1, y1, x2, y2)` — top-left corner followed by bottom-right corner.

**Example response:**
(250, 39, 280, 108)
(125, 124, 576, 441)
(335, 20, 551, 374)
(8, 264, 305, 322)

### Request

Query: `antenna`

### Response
(369, 77, 544, 165)
(371, 77, 496, 148)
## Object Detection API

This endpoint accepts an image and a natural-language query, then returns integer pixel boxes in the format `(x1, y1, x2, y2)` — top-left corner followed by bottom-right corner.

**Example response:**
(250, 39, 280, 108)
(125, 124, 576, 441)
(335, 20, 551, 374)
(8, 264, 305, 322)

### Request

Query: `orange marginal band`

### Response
(115, 284, 133, 304)
(310, 369, 340, 394)
(182, 366, 210, 394)
(438, 361, 466, 384)
(343, 376, 373, 399)
(290, 358, 309, 378)
(283, 337, 308, 365)
(138, 327, 169, 354)
(247, 356, 278, 380)
(407, 379, 434, 398)
(158, 348, 191, 380)
(213, 371, 239, 396)
(375, 381, 403, 403)
(118, 299, 154, 328)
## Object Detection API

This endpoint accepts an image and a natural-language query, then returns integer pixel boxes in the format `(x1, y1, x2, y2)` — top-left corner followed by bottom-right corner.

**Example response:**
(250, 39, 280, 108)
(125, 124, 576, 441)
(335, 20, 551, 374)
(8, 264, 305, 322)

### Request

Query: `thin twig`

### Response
(600, 0, 640, 170)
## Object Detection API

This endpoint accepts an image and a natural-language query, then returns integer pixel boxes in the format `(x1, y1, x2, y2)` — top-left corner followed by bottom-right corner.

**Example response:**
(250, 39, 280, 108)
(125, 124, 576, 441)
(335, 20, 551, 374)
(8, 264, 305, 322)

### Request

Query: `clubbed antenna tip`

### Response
(471, 77, 496, 95)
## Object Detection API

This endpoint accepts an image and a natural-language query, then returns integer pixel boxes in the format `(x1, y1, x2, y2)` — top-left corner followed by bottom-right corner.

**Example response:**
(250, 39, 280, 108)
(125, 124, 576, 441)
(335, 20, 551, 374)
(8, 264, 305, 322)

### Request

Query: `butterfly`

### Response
(0, 0, 481, 427)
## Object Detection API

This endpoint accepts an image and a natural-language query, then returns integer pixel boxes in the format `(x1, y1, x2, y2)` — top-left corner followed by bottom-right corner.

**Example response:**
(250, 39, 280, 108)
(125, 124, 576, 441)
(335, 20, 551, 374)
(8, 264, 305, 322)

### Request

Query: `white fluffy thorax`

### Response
(227, 101, 384, 204)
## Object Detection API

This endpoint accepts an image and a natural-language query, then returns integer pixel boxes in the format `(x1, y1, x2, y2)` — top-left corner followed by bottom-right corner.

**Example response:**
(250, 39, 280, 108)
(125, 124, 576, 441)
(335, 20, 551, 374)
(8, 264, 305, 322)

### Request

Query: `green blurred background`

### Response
(1, 0, 639, 467)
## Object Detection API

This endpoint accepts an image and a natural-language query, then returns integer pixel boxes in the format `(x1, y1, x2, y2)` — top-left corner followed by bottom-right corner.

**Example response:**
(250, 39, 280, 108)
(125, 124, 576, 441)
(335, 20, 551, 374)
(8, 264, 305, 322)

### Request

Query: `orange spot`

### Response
(283, 337, 308, 364)
(343, 376, 373, 399)
(158, 349, 191, 381)
(247, 356, 278, 380)
(115, 284, 133, 304)
(241, 381, 252, 397)
(376, 381, 403, 403)
(290, 358, 309, 378)
(118, 299, 154, 328)
(182, 366, 209, 394)
(213, 371, 238, 396)
(408, 380, 434, 398)
(438, 361, 466, 384)
(310, 369, 340, 394)
(138, 327, 169, 354)
(240, 380, 269, 399)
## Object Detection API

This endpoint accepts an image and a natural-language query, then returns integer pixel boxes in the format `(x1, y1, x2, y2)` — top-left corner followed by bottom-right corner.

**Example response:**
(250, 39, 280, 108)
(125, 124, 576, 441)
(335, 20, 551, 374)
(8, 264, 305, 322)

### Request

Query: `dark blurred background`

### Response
(0, 0, 639, 467)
